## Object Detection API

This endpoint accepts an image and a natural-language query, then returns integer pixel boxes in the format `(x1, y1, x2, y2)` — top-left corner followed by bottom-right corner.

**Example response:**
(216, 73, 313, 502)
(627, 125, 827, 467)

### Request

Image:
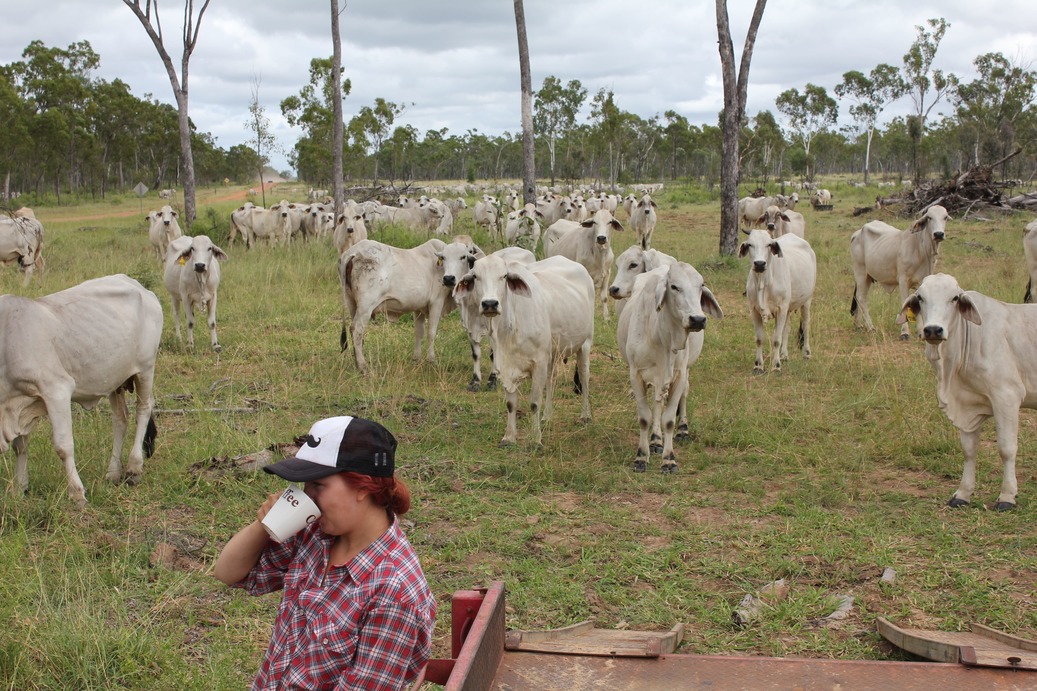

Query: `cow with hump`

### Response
(617, 261, 723, 473)
(453, 253, 594, 447)
(898, 272, 1037, 511)
(0, 274, 162, 505)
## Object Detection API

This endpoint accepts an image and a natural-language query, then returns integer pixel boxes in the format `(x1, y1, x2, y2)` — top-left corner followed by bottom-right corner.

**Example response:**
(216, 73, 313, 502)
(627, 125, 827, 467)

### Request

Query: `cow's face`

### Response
(898, 273, 981, 343)
(454, 254, 528, 317)
(437, 242, 478, 288)
(610, 245, 648, 299)
(655, 262, 723, 333)
(913, 204, 951, 242)
(582, 209, 623, 246)
(739, 229, 780, 273)
(180, 236, 227, 273)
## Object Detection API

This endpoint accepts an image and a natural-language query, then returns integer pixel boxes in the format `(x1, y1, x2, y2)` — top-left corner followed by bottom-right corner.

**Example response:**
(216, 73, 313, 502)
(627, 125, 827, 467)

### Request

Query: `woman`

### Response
(214, 415, 436, 690)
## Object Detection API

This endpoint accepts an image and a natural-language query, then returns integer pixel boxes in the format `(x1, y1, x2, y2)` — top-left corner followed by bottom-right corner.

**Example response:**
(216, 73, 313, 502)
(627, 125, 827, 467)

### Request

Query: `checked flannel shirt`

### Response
(236, 516, 436, 690)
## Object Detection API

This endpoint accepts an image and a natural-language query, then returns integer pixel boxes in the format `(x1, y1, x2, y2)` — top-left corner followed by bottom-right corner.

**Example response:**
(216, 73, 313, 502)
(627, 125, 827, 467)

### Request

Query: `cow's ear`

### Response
(212, 244, 228, 261)
(957, 293, 982, 325)
(701, 286, 724, 319)
(780, 213, 791, 222)
(755, 215, 766, 225)
(911, 215, 927, 232)
(435, 252, 444, 266)
(453, 274, 474, 299)
(650, 200, 657, 208)
(581, 219, 594, 228)
(507, 273, 532, 297)
(178, 246, 193, 263)
(896, 294, 920, 325)
(738, 242, 750, 258)
(654, 276, 667, 311)
(611, 219, 624, 231)
(171, 210, 178, 217)
(769, 241, 783, 257)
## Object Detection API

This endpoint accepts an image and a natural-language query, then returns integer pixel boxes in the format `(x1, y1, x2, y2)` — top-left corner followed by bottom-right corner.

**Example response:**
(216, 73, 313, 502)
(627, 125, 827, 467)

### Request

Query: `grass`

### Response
(2, 180, 1037, 688)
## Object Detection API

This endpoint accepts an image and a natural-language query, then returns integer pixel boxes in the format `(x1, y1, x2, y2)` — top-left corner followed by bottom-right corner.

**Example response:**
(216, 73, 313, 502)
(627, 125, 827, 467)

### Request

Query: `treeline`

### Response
(3, 26, 1036, 203)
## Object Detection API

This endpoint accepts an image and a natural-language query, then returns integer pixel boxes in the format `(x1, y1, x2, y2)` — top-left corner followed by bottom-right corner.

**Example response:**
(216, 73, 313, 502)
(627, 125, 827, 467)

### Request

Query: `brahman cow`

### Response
(543, 208, 625, 321)
(338, 238, 453, 374)
(454, 254, 594, 447)
(0, 210, 45, 286)
(229, 202, 255, 248)
(897, 273, 1037, 510)
(473, 196, 502, 240)
(810, 188, 833, 209)
(333, 212, 368, 255)
(608, 245, 678, 321)
(1023, 220, 1037, 303)
(163, 235, 228, 352)
(146, 205, 183, 260)
(448, 245, 534, 392)
(630, 194, 659, 250)
(850, 204, 951, 338)
(504, 204, 543, 252)
(755, 205, 806, 238)
(617, 261, 723, 473)
(0, 274, 162, 504)
(738, 195, 786, 229)
(740, 229, 817, 374)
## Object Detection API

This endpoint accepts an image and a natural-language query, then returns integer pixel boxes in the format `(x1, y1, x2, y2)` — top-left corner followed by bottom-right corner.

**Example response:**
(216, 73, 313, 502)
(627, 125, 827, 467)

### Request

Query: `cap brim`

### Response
(263, 457, 341, 482)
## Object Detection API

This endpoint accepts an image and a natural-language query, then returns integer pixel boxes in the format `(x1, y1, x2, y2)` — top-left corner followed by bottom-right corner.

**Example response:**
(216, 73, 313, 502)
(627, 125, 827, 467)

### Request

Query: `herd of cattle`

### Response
(1, 187, 1037, 513)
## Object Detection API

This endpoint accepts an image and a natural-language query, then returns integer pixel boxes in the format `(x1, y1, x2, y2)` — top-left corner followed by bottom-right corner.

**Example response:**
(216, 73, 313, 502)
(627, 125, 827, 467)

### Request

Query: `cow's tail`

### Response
(1025, 279, 1033, 304)
(143, 416, 157, 458)
(850, 286, 859, 316)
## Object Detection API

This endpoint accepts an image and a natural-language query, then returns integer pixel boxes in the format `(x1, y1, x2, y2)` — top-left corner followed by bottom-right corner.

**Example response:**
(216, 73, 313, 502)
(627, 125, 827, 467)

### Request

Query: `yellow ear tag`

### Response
(906, 306, 916, 323)
(178, 256, 187, 266)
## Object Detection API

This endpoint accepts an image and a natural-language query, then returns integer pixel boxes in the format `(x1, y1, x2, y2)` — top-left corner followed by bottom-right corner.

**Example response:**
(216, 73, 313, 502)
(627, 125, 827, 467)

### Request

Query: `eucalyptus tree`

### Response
(835, 64, 904, 183)
(952, 52, 1037, 173)
(716, 0, 768, 256)
(246, 77, 278, 207)
(901, 17, 954, 182)
(0, 68, 31, 198)
(348, 98, 407, 186)
(534, 76, 587, 188)
(514, 0, 535, 205)
(281, 57, 352, 186)
(590, 88, 624, 191)
(122, 0, 212, 228)
(775, 83, 838, 181)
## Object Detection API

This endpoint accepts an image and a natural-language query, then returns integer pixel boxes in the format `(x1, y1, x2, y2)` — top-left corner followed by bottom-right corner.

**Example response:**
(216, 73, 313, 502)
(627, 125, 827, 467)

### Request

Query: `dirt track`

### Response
(36, 183, 282, 223)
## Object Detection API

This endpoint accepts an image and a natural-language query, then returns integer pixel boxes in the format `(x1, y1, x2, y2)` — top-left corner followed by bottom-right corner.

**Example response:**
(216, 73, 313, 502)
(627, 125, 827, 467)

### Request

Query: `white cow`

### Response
(543, 208, 624, 320)
(0, 210, 45, 286)
(145, 205, 183, 260)
(897, 273, 1037, 510)
(300, 203, 328, 241)
(535, 194, 575, 227)
(630, 194, 659, 250)
(454, 254, 594, 446)
(338, 238, 453, 374)
(617, 261, 723, 473)
(450, 245, 534, 392)
(811, 188, 833, 209)
(159, 188, 176, 200)
(333, 212, 368, 255)
(229, 202, 255, 247)
(445, 197, 469, 216)
(738, 195, 785, 229)
(0, 274, 162, 505)
(504, 204, 543, 251)
(270, 200, 305, 243)
(740, 229, 817, 373)
(473, 196, 503, 240)
(163, 235, 227, 352)
(376, 205, 428, 232)
(239, 204, 291, 247)
(608, 245, 679, 321)
(850, 204, 951, 338)
(1022, 220, 1037, 303)
(755, 205, 806, 238)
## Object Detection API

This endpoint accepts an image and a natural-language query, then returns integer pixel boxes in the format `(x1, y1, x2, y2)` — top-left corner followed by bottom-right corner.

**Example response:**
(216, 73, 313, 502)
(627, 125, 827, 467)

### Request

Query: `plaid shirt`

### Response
(236, 516, 436, 690)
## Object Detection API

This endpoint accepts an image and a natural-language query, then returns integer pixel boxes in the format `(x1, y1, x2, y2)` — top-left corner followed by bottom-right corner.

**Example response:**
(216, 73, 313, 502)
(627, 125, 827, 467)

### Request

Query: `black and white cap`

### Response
(263, 416, 396, 481)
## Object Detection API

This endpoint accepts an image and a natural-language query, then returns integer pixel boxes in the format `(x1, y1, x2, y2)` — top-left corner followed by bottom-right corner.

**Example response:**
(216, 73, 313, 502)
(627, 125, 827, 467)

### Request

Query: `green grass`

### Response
(1, 180, 1036, 688)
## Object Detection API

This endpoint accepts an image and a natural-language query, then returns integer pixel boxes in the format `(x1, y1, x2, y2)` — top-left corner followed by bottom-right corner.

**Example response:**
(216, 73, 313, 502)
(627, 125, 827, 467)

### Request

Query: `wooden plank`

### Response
(878, 617, 1037, 669)
(505, 622, 684, 657)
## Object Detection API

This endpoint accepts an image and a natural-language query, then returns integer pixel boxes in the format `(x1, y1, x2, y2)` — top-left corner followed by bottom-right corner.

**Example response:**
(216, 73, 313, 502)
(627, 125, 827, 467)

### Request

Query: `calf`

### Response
(333, 212, 368, 255)
(898, 273, 1037, 510)
(617, 262, 723, 472)
(755, 205, 806, 238)
(454, 254, 594, 446)
(0, 274, 162, 504)
(850, 204, 951, 338)
(0, 210, 45, 286)
(338, 238, 452, 374)
(163, 235, 228, 352)
(740, 229, 816, 373)
(630, 193, 659, 250)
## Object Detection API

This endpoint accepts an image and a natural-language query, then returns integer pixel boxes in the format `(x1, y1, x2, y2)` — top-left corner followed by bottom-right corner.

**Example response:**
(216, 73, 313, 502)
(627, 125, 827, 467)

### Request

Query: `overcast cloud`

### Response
(3, 1, 1036, 174)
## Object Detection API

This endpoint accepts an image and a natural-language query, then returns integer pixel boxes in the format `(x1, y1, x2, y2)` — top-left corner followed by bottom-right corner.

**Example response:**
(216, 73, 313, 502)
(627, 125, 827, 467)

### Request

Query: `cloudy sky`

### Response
(3, 1, 1036, 173)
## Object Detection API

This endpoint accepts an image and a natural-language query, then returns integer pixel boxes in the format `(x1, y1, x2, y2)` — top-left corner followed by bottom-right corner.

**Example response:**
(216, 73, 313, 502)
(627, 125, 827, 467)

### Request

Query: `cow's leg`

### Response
(897, 278, 913, 340)
(12, 435, 29, 495)
(184, 299, 197, 349)
(630, 372, 652, 472)
(852, 274, 874, 331)
(577, 342, 591, 421)
(771, 305, 789, 371)
(207, 292, 221, 352)
(599, 274, 611, 322)
(751, 309, 767, 374)
(126, 370, 156, 484)
(426, 302, 445, 363)
(800, 301, 812, 360)
(949, 427, 980, 507)
(674, 389, 690, 442)
(106, 390, 129, 483)
(44, 394, 86, 505)
(467, 337, 482, 392)
(529, 361, 550, 447)
(993, 407, 1020, 510)
(501, 382, 520, 447)
(170, 294, 183, 342)
(413, 312, 427, 362)
(660, 373, 688, 474)
(350, 303, 373, 374)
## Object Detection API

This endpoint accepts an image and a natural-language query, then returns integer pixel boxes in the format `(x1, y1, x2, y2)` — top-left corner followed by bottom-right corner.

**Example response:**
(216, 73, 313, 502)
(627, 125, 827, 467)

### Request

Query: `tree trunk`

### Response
(514, 0, 536, 206)
(331, 0, 345, 217)
(716, 0, 767, 256)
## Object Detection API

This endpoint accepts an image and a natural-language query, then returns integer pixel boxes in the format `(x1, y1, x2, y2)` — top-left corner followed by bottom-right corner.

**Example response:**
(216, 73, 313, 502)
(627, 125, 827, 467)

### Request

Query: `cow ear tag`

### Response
(906, 306, 916, 322)
(178, 256, 187, 266)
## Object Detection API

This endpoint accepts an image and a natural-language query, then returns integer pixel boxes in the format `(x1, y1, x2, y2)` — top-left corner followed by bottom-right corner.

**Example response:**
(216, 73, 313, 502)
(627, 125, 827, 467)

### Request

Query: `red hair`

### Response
(341, 472, 411, 515)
